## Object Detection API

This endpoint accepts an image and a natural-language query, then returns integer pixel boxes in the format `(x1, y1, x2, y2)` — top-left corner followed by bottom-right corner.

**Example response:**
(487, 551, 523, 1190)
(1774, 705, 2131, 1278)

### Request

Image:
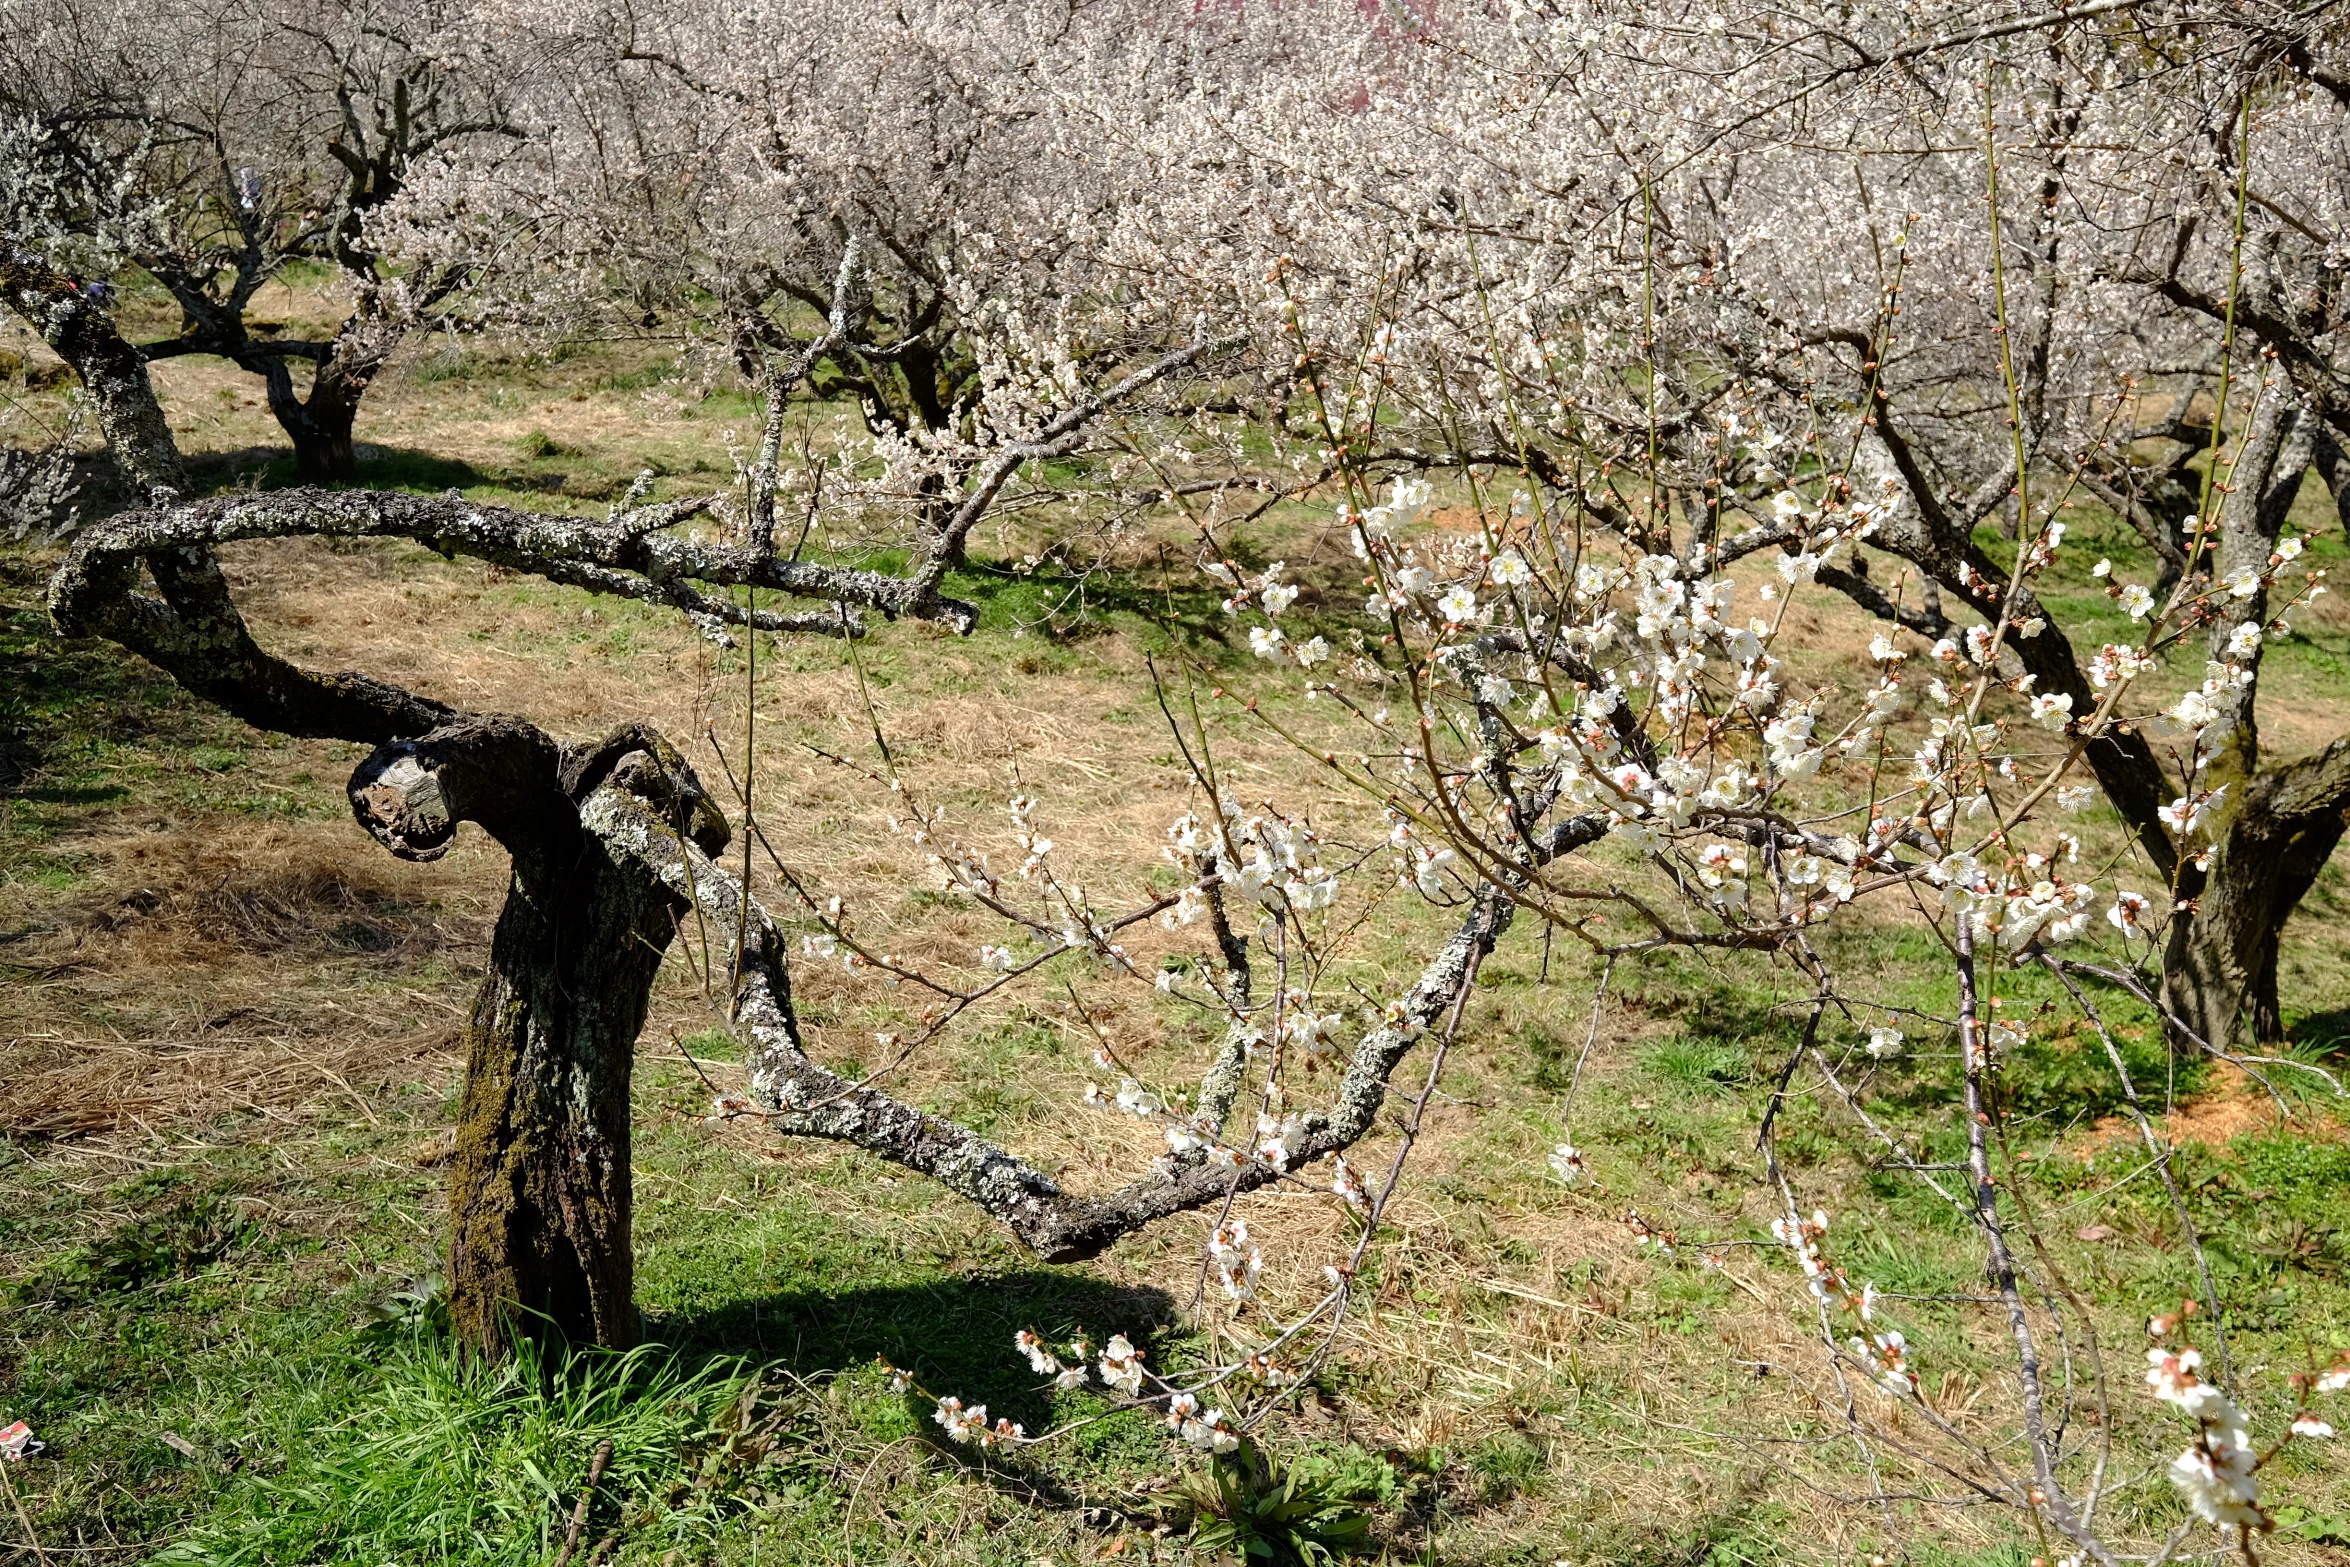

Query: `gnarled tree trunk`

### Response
(253, 322, 392, 485)
(349, 719, 729, 1354)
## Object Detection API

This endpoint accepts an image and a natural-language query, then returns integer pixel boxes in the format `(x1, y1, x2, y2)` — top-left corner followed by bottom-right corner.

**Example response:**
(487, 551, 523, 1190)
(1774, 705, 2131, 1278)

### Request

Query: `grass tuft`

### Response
(156, 1331, 751, 1566)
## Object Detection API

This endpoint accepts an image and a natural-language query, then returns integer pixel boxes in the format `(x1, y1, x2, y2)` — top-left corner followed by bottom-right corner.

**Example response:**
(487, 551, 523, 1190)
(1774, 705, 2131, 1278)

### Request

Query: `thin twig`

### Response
(550, 1438, 614, 1567)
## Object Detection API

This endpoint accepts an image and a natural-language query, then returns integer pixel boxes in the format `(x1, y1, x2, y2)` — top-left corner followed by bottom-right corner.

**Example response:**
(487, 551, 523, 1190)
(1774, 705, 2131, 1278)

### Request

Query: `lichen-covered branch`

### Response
(592, 785, 1538, 1262)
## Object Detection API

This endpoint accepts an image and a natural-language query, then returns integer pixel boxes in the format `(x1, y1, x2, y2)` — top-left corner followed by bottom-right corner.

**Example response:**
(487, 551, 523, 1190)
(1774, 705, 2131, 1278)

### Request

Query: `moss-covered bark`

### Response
(445, 829, 671, 1354)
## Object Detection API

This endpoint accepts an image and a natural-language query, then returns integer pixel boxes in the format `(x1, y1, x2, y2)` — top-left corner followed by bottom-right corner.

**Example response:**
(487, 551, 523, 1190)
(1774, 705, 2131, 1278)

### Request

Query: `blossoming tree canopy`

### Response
(11, 0, 2350, 1558)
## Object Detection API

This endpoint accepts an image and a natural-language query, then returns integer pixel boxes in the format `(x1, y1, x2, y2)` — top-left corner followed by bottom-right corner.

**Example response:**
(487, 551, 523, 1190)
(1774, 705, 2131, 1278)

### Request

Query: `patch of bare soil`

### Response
(2077, 1061, 2344, 1158)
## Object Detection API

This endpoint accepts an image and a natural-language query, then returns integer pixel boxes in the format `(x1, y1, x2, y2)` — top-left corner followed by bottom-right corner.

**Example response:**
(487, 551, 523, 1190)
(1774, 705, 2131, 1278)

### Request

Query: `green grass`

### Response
(152, 1334, 752, 1566)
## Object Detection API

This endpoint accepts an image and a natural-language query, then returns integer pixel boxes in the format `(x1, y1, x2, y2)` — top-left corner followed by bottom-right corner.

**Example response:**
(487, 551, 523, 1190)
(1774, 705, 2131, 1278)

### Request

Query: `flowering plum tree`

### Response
(0, 0, 529, 481)
(1094, 0, 2350, 1055)
(14, 0, 2350, 1559)
(20, 208, 1483, 1377)
(380, 0, 1233, 578)
(978, 0, 2350, 1555)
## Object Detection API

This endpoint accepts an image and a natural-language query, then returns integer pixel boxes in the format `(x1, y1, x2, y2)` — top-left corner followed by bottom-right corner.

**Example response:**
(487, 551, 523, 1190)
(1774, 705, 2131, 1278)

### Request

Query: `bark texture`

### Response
(351, 718, 729, 1352)
(1, 253, 185, 498)
(2161, 735, 2350, 1051)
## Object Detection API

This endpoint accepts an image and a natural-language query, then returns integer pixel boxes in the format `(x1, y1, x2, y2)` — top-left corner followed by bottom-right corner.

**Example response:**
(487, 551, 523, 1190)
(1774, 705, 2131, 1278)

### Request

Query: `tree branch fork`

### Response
(44, 486, 1487, 1302)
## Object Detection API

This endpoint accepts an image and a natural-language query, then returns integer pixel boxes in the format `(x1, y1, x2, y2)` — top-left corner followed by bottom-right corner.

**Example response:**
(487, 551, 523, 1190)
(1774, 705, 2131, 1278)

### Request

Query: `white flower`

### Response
(2107, 890, 2152, 935)
(1407, 845, 1457, 898)
(2292, 1413, 2337, 1439)
(2168, 1421, 2264, 1530)
(1437, 585, 1480, 622)
(2173, 688, 2220, 731)
(1016, 1329, 1062, 1376)
(1294, 635, 1331, 667)
(1331, 1156, 1369, 1211)
(1476, 673, 1514, 706)
(2227, 621, 2263, 657)
(2146, 1347, 2233, 1420)
(1098, 1334, 1145, 1396)
(1778, 550, 1819, 583)
(1866, 1027, 1903, 1059)
(934, 1396, 988, 1443)
(1547, 1142, 1584, 1184)
(2223, 565, 2260, 598)
(1248, 625, 1286, 658)
(1181, 1408, 1242, 1453)
(1260, 581, 1299, 615)
(1208, 1219, 1264, 1298)
(1490, 550, 1532, 586)
(2057, 785, 2096, 811)
(2119, 583, 2155, 619)
(2029, 693, 2073, 730)
(979, 944, 1016, 972)
(2158, 786, 2226, 836)
(1849, 1328, 1919, 1397)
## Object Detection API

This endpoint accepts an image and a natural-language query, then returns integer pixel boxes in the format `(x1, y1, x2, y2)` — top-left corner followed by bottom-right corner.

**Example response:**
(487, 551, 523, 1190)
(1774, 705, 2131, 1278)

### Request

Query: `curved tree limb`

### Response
(595, 781, 1533, 1262)
(47, 486, 980, 744)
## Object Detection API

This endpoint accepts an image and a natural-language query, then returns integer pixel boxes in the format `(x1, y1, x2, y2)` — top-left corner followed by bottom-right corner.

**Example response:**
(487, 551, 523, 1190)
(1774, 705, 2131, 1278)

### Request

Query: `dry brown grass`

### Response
(2, 822, 488, 1138)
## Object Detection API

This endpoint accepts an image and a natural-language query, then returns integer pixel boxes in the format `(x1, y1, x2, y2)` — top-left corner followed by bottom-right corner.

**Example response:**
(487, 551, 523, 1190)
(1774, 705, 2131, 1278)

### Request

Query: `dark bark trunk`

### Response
(445, 826, 669, 1354)
(2161, 736, 2350, 1051)
(349, 721, 729, 1357)
(258, 354, 366, 485)
(291, 420, 360, 486)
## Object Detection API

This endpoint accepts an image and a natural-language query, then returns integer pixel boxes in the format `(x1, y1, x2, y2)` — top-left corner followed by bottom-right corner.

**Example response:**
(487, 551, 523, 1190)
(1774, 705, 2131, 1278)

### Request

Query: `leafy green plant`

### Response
(19, 1192, 254, 1304)
(1165, 1440, 1379, 1564)
(366, 1271, 452, 1337)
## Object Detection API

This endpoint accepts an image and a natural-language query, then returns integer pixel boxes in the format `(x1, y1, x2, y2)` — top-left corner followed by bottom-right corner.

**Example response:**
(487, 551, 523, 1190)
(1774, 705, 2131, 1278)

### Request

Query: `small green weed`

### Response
(21, 1193, 255, 1304)
(1165, 1439, 1381, 1564)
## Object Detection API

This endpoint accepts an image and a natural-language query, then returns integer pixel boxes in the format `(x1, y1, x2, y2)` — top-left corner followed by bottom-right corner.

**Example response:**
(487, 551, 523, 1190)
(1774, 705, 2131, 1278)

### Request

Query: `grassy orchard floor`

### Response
(2, 311, 2349, 1564)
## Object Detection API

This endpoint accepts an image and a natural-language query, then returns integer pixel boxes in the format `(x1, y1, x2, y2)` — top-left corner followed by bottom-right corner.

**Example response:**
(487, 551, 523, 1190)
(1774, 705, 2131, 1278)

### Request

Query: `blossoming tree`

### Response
(14, 0, 2350, 1558)
(0, 0, 533, 481)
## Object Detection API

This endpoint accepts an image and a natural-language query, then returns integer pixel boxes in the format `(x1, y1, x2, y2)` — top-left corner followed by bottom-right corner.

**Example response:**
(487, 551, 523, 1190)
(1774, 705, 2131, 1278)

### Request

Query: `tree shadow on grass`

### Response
(183, 442, 503, 495)
(650, 1270, 1179, 1514)
(651, 1269, 1175, 1428)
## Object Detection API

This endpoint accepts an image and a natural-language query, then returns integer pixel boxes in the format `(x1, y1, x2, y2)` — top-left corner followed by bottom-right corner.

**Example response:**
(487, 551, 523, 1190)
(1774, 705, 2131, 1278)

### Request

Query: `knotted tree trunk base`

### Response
(351, 720, 728, 1356)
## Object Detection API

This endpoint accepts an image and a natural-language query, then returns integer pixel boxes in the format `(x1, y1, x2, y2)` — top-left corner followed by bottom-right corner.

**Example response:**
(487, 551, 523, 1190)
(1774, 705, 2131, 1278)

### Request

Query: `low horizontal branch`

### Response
(53, 487, 981, 637)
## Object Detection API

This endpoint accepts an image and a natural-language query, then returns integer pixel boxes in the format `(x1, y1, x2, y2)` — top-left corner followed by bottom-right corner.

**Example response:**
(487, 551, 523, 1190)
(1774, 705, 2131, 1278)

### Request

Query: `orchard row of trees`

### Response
(9, 0, 2350, 1561)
